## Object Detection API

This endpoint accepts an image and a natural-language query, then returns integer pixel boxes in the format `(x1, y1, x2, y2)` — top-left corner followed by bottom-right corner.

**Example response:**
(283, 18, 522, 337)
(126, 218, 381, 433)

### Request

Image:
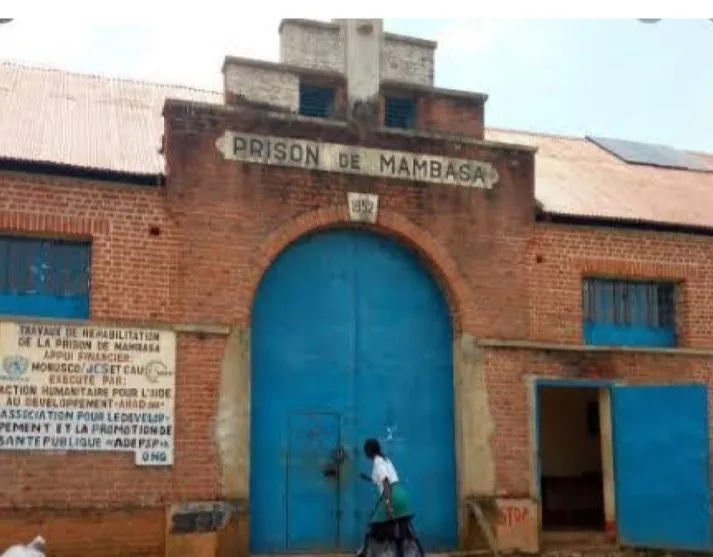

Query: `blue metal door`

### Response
(287, 413, 342, 550)
(612, 384, 712, 551)
(353, 231, 458, 549)
(250, 229, 457, 553)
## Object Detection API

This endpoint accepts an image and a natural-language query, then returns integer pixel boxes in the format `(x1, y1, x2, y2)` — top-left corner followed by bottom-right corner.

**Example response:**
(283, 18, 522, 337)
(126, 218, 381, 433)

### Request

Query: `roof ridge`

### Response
(489, 125, 712, 157)
(0, 58, 221, 96)
(486, 126, 586, 142)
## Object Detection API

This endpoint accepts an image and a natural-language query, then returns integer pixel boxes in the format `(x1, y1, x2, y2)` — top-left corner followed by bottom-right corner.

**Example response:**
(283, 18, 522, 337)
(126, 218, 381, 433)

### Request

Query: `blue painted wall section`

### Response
(250, 228, 457, 553)
(0, 235, 91, 319)
(612, 384, 712, 551)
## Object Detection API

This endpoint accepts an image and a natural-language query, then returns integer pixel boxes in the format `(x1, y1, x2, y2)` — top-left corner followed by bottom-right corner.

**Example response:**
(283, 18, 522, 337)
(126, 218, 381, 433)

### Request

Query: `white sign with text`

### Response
(0, 322, 176, 466)
(216, 131, 500, 190)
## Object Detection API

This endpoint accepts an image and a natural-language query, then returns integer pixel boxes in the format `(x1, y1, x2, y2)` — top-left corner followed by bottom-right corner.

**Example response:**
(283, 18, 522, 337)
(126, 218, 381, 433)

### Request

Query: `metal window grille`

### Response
(298, 84, 334, 118)
(582, 277, 675, 328)
(384, 96, 416, 129)
(0, 236, 91, 296)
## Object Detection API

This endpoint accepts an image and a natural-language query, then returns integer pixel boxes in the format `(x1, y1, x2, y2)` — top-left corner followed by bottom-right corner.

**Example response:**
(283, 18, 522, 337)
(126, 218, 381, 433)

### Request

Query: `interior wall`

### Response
(539, 386, 602, 477)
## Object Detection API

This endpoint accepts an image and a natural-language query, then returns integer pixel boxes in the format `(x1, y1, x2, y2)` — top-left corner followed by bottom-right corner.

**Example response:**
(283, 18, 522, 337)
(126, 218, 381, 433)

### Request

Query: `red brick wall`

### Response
(486, 347, 713, 497)
(418, 94, 485, 139)
(5, 98, 713, 554)
(0, 106, 534, 552)
(0, 507, 164, 557)
(0, 172, 179, 321)
(164, 101, 534, 336)
(488, 220, 713, 499)
(0, 171, 223, 553)
(528, 223, 713, 347)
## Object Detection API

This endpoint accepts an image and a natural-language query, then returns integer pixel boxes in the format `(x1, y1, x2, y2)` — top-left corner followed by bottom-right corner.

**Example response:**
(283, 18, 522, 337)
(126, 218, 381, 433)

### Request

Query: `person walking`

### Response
(357, 438, 425, 557)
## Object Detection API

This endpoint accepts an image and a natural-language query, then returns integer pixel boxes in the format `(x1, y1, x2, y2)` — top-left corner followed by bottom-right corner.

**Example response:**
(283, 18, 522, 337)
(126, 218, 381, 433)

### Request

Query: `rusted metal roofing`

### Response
(2, 61, 713, 229)
(487, 128, 713, 229)
(0, 61, 221, 177)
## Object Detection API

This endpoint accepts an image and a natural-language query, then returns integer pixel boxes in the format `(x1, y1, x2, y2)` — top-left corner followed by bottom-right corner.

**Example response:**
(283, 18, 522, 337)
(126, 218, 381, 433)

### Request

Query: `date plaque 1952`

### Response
(348, 193, 378, 224)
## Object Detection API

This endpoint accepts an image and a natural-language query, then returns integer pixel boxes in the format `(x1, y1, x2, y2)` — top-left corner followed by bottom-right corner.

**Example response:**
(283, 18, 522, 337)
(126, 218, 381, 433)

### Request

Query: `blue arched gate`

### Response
(250, 228, 458, 553)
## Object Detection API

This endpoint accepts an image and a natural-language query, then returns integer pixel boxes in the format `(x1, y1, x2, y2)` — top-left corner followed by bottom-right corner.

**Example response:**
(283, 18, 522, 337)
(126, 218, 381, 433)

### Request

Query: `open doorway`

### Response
(538, 385, 605, 532)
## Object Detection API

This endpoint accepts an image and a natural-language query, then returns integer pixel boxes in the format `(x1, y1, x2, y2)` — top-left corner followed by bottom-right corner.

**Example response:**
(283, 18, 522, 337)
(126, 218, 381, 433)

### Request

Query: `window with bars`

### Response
(582, 277, 676, 347)
(0, 236, 91, 319)
(298, 83, 335, 118)
(384, 95, 416, 129)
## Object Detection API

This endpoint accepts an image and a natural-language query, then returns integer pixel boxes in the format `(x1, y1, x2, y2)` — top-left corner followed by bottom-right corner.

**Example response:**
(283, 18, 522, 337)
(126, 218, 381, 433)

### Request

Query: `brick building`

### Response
(1, 17, 713, 557)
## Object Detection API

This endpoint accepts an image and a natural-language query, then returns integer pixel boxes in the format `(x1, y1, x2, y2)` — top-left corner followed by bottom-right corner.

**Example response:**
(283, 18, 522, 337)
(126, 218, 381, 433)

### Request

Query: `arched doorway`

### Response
(250, 228, 457, 553)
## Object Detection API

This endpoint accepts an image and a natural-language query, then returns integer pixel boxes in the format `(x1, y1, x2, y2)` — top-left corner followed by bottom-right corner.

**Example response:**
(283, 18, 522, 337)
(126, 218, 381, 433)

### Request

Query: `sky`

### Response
(1, 17, 712, 153)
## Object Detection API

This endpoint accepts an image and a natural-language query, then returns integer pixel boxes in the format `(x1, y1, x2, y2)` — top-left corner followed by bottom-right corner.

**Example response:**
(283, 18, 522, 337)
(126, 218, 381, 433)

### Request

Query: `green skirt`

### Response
(371, 483, 414, 523)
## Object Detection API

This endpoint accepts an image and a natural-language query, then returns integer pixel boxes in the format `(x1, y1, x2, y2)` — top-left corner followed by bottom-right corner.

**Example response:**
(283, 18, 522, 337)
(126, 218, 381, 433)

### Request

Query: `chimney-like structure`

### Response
(338, 19, 383, 127)
(222, 20, 485, 139)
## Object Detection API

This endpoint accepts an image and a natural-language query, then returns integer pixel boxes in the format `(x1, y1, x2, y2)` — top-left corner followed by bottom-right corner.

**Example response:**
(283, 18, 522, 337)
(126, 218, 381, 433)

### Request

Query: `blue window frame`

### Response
(384, 95, 416, 129)
(0, 236, 91, 319)
(298, 83, 334, 118)
(582, 277, 676, 347)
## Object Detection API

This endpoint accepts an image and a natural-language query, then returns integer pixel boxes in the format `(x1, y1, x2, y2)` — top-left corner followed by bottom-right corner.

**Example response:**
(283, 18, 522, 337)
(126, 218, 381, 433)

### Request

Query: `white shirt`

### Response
(371, 455, 399, 495)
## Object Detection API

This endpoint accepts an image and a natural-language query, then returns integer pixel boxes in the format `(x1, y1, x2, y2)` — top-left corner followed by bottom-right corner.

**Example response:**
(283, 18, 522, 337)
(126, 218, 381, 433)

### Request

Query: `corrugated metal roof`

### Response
(487, 128, 713, 229)
(0, 61, 221, 176)
(2, 61, 713, 229)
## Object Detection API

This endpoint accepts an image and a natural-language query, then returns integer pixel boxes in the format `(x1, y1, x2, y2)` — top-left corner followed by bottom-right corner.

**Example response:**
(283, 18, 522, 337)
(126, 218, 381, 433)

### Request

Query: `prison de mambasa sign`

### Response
(216, 131, 500, 189)
(0, 321, 176, 466)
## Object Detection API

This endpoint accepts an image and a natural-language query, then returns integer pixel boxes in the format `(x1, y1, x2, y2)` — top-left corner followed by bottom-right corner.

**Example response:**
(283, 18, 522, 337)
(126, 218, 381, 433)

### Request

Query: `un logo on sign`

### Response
(145, 360, 171, 384)
(2, 355, 29, 379)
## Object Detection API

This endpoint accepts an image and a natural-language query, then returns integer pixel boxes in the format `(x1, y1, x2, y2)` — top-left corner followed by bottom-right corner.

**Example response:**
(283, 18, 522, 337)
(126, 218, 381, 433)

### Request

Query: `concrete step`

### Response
(540, 530, 615, 553)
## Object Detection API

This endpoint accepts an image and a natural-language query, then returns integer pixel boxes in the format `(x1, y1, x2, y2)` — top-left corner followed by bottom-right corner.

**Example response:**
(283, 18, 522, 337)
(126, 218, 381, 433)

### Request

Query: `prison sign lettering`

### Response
(215, 131, 500, 190)
(0, 321, 176, 466)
